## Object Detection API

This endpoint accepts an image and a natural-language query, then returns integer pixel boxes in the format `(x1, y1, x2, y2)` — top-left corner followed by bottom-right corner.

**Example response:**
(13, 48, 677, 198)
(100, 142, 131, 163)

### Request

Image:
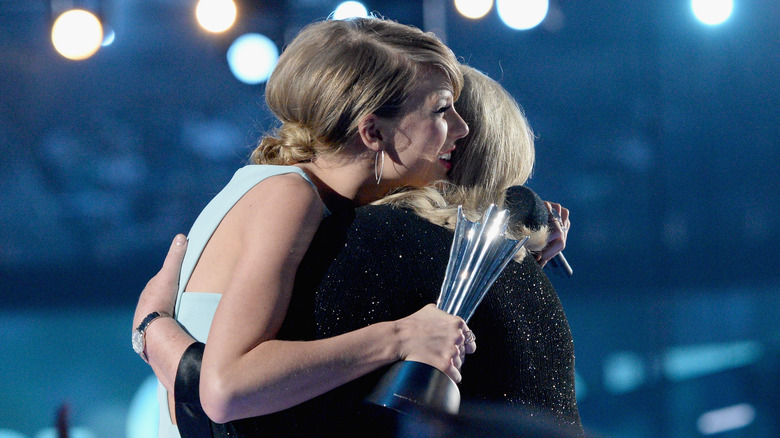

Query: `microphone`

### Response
(503, 185, 573, 277)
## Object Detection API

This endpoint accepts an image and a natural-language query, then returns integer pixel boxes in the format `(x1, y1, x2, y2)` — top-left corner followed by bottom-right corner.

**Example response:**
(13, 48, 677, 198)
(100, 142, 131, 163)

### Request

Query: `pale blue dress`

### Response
(156, 165, 327, 438)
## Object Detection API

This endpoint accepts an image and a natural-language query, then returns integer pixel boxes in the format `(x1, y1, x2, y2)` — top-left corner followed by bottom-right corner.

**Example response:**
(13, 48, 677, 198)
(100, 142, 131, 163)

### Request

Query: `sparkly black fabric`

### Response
(174, 204, 583, 437)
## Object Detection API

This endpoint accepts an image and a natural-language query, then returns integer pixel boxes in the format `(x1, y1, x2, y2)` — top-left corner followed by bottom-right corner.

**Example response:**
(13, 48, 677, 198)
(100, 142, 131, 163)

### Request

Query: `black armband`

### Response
(174, 341, 214, 438)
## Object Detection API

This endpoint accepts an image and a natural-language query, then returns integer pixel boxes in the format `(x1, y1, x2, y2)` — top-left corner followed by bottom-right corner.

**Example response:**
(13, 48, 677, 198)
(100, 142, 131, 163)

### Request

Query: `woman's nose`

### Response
(449, 109, 469, 140)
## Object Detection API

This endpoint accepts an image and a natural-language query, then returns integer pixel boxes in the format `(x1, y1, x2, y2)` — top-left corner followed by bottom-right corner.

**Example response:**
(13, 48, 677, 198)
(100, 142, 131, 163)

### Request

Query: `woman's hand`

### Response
(132, 234, 187, 330)
(536, 201, 570, 268)
(131, 234, 198, 422)
(394, 304, 476, 383)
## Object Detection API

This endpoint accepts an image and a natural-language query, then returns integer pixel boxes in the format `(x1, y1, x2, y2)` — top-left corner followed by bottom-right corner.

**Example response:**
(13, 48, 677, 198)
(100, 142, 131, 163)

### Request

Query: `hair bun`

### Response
(252, 122, 318, 165)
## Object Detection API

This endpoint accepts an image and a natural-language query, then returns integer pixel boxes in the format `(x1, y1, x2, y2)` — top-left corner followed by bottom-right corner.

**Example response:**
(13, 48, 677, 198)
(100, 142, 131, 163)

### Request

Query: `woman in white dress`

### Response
(132, 17, 478, 437)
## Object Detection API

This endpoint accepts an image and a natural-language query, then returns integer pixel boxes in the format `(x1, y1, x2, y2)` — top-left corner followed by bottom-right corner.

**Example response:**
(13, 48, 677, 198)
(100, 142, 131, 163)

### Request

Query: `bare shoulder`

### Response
(233, 171, 324, 232)
(242, 172, 321, 208)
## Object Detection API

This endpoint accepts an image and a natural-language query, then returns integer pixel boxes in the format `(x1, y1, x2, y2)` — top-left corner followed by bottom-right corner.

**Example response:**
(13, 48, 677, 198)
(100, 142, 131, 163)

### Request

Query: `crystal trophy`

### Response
(366, 205, 529, 415)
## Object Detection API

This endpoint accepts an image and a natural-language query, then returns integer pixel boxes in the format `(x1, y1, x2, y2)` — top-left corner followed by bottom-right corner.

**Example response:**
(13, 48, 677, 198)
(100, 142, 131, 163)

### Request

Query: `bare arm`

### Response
(132, 234, 195, 393)
(134, 176, 473, 424)
(199, 176, 471, 423)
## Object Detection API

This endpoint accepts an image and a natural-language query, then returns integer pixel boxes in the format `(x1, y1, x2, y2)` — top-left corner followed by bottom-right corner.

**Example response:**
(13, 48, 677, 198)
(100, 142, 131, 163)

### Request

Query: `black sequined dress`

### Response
(174, 205, 583, 437)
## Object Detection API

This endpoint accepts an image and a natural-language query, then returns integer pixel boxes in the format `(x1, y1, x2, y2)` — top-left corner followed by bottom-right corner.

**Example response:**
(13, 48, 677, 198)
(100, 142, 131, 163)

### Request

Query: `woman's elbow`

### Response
(200, 370, 240, 424)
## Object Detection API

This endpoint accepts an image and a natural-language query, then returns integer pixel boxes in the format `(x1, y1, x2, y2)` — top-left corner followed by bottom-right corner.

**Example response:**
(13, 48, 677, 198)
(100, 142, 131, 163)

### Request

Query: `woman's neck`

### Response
(295, 157, 388, 210)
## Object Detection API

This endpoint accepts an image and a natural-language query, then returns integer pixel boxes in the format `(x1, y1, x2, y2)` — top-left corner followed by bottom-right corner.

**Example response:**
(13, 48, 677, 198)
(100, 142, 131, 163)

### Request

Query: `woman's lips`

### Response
(437, 150, 453, 170)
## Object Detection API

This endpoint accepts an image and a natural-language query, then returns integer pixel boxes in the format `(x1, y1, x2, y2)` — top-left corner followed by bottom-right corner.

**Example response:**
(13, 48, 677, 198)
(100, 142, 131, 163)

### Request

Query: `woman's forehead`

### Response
(408, 75, 454, 105)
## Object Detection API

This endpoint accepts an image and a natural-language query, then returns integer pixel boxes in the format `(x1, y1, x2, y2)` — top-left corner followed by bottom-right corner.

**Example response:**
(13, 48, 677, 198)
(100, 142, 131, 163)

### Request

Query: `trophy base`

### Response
(365, 361, 460, 415)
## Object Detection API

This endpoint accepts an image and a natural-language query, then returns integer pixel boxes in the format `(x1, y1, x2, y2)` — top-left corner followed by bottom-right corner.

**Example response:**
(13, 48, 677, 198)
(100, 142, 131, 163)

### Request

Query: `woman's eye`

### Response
(435, 105, 451, 114)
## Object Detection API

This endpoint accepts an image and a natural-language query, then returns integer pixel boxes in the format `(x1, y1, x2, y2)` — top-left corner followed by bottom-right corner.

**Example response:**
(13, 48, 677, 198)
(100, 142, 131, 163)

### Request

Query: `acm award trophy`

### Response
(366, 204, 529, 415)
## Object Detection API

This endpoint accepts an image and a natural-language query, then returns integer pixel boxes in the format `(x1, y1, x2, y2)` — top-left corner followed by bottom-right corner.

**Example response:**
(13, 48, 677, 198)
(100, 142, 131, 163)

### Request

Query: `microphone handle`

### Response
(547, 252, 573, 277)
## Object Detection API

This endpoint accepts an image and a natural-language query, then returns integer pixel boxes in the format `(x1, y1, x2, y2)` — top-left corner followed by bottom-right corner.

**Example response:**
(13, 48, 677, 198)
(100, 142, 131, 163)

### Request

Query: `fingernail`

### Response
(174, 234, 186, 246)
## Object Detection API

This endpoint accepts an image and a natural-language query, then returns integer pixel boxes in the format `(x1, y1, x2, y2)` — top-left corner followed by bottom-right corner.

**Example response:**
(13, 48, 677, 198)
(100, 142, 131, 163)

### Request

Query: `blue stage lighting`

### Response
(697, 403, 756, 435)
(227, 33, 279, 85)
(101, 27, 116, 46)
(497, 0, 548, 30)
(125, 375, 159, 438)
(333, 1, 369, 20)
(33, 428, 96, 438)
(603, 351, 646, 394)
(663, 340, 764, 381)
(692, 0, 733, 25)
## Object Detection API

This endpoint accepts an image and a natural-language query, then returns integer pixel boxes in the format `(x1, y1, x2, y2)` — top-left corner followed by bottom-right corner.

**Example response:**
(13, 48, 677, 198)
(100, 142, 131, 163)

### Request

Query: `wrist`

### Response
(134, 297, 175, 326)
(132, 311, 172, 363)
(386, 319, 405, 362)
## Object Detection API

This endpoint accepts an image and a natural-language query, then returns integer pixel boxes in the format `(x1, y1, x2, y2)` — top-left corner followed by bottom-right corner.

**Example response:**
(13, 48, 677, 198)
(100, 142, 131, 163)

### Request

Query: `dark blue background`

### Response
(1, 1, 778, 437)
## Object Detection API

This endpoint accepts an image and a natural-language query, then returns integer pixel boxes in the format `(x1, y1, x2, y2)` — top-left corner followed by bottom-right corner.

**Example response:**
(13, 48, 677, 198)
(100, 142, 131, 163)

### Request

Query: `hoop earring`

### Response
(374, 151, 384, 185)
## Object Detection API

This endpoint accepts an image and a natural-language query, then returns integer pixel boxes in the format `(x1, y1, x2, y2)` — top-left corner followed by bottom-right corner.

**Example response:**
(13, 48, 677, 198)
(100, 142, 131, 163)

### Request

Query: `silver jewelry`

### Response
(374, 150, 384, 185)
(464, 330, 476, 345)
(550, 209, 565, 231)
(132, 311, 171, 363)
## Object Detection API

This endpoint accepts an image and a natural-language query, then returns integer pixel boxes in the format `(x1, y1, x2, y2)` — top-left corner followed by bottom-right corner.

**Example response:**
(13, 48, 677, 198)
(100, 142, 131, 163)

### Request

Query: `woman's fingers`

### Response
(445, 364, 462, 383)
(538, 202, 570, 267)
(135, 234, 188, 326)
(154, 234, 188, 292)
(398, 305, 476, 382)
(463, 329, 477, 354)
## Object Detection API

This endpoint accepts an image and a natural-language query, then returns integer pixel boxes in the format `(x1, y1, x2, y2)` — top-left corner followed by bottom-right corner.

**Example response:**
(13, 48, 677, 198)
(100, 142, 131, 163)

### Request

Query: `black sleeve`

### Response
(173, 341, 214, 438)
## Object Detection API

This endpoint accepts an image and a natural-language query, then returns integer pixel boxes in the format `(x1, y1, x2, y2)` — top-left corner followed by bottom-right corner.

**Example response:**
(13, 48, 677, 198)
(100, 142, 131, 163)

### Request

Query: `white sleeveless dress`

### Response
(156, 165, 327, 438)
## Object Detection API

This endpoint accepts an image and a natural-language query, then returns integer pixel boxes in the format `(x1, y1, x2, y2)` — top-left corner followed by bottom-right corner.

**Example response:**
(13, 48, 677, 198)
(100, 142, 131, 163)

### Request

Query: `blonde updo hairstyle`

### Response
(378, 66, 545, 260)
(251, 18, 463, 165)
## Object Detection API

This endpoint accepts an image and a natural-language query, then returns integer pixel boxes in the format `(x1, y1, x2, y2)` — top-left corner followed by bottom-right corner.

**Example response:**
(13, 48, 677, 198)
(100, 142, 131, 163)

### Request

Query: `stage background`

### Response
(1, 1, 778, 437)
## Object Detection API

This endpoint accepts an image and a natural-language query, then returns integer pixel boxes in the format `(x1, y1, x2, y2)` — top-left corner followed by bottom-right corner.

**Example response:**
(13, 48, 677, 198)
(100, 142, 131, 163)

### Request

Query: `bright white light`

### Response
(227, 33, 279, 85)
(196, 0, 237, 33)
(697, 403, 756, 435)
(497, 0, 548, 30)
(51, 9, 103, 60)
(454, 0, 493, 19)
(333, 1, 369, 19)
(692, 0, 733, 25)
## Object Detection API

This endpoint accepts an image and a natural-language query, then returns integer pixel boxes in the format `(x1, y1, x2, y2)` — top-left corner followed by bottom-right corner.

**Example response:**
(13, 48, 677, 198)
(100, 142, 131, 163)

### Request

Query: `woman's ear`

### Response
(357, 114, 384, 153)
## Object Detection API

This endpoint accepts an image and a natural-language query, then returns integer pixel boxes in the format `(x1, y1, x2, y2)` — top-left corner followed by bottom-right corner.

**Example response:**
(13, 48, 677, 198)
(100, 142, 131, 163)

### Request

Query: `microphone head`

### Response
(504, 185, 548, 230)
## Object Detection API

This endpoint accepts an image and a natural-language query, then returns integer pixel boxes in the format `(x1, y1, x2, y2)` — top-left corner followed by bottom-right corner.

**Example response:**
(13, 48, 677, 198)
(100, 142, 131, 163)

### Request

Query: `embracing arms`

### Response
(133, 175, 473, 424)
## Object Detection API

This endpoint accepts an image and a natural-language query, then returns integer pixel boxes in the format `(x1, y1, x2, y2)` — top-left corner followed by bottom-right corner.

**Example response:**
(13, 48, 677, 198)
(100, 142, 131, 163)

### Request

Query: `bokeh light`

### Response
(33, 428, 96, 438)
(692, 0, 733, 25)
(333, 1, 369, 20)
(195, 0, 237, 33)
(496, 0, 548, 30)
(125, 375, 159, 438)
(51, 9, 103, 60)
(454, 0, 493, 20)
(101, 27, 115, 46)
(697, 404, 756, 435)
(227, 33, 279, 85)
